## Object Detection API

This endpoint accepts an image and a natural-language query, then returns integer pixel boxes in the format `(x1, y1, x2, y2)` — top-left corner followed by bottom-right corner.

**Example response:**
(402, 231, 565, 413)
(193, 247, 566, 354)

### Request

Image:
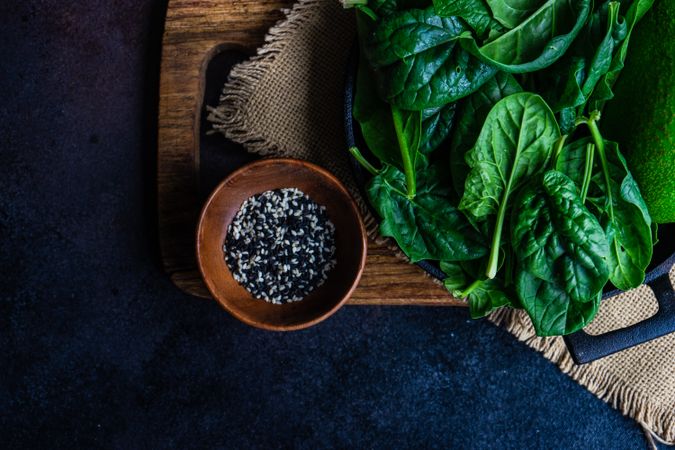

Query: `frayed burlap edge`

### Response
(206, 1, 672, 445)
(489, 308, 674, 445)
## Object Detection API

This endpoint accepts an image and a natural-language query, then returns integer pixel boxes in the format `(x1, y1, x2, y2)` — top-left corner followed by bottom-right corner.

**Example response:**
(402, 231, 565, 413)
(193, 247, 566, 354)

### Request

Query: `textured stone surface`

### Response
(0, 1, 653, 448)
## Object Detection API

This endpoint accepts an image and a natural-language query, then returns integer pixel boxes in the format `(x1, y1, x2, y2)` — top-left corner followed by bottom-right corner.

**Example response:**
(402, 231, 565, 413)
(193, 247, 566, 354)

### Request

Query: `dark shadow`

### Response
(142, 0, 169, 267)
(199, 50, 258, 199)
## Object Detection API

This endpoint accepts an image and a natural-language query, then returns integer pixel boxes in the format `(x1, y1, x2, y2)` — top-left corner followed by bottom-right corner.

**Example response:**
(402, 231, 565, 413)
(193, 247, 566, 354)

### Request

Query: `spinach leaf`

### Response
(440, 260, 468, 293)
(440, 261, 514, 319)
(512, 170, 610, 301)
(354, 58, 452, 196)
(368, 164, 487, 262)
(432, 0, 501, 37)
(557, 131, 653, 290)
(420, 102, 457, 154)
(486, 0, 545, 29)
(512, 171, 609, 336)
(556, 137, 593, 187)
(365, 7, 497, 110)
(449, 71, 522, 195)
(556, 137, 596, 204)
(354, 12, 426, 199)
(588, 0, 655, 109)
(517, 271, 602, 335)
(459, 93, 560, 278)
(353, 53, 401, 167)
(535, 1, 627, 119)
(591, 140, 653, 290)
(459, 0, 592, 73)
(465, 279, 513, 319)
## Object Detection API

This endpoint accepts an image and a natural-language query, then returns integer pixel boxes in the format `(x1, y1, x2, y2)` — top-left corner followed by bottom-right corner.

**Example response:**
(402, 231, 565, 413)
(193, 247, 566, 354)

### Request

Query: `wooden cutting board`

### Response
(157, 0, 464, 306)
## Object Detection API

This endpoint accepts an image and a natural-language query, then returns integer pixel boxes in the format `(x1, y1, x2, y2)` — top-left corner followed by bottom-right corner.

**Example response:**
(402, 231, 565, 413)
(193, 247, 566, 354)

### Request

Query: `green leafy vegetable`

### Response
(432, 0, 501, 37)
(486, 0, 544, 29)
(365, 7, 497, 109)
(459, 93, 561, 278)
(557, 125, 653, 291)
(368, 164, 487, 262)
(368, 0, 433, 17)
(535, 0, 628, 127)
(517, 271, 602, 335)
(597, 141, 653, 290)
(460, 0, 592, 73)
(464, 279, 513, 319)
(440, 260, 468, 293)
(512, 171, 610, 335)
(353, 54, 400, 167)
(441, 261, 514, 319)
(420, 102, 457, 154)
(349, 0, 656, 337)
(449, 72, 522, 195)
(513, 171, 610, 301)
(588, 0, 655, 109)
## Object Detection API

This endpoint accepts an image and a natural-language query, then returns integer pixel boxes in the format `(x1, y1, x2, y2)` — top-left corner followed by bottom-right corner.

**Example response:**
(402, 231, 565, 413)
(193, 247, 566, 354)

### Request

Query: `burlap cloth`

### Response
(207, 1, 674, 444)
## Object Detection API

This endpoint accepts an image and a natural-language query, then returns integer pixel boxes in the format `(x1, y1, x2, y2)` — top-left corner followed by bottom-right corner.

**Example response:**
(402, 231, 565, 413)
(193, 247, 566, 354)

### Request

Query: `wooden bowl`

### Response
(197, 158, 367, 331)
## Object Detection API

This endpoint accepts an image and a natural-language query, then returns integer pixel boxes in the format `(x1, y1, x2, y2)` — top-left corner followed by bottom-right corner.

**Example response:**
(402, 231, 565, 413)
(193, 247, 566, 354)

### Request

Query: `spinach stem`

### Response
(580, 143, 595, 203)
(458, 279, 483, 298)
(486, 184, 510, 279)
(585, 113, 615, 221)
(348, 146, 380, 176)
(391, 106, 416, 199)
(552, 134, 567, 166)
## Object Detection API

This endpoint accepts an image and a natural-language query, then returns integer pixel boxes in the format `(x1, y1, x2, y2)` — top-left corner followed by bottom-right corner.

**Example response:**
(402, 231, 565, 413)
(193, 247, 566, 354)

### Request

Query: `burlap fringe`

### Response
(206, 1, 322, 156)
(207, 0, 671, 443)
(489, 308, 674, 445)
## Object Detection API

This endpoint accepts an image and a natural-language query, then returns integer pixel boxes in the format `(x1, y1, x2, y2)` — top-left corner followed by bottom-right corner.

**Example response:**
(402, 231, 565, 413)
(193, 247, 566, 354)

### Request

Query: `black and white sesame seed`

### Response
(224, 188, 337, 304)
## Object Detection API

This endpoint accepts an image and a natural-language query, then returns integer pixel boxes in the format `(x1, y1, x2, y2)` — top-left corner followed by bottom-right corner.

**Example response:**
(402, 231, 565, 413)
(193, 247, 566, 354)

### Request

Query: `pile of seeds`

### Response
(224, 188, 337, 304)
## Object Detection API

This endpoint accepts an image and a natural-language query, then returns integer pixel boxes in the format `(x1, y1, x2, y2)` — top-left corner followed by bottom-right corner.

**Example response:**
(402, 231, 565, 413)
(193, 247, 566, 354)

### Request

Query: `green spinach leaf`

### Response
(591, 140, 653, 290)
(432, 0, 501, 37)
(459, 93, 560, 278)
(558, 125, 653, 290)
(449, 71, 522, 195)
(486, 0, 545, 29)
(512, 171, 609, 335)
(459, 0, 592, 73)
(353, 54, 401, 167)
(512, 170, 610, 302)
(440, 261, 514, 319)
(465, 279, 513, 319)
(366, 7, 497, 110)
(368, 164, 487, 262)
(535, 1, 627, 120)
(517, 271, 602, 335)
(420, 102, 457, 154)
(588, 0, 655, 109)
(556, 137, 593, 187)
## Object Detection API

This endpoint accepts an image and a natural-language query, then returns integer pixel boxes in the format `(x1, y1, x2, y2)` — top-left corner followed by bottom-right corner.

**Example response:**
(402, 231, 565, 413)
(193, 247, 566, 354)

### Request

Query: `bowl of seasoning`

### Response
(197, 158, 367, 331)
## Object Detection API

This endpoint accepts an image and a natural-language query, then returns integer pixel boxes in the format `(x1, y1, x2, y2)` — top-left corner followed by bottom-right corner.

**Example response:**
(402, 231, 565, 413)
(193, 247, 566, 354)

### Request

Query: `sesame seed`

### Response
(223, 188, 337, 304)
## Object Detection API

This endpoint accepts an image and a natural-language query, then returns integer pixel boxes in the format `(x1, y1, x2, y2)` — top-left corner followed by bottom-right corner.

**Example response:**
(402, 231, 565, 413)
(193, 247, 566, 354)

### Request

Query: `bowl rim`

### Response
(196, 157, 368, 331)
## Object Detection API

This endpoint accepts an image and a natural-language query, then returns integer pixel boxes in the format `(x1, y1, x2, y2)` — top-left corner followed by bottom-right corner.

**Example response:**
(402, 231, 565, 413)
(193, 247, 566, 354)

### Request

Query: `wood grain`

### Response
(158, 0, 466, 307)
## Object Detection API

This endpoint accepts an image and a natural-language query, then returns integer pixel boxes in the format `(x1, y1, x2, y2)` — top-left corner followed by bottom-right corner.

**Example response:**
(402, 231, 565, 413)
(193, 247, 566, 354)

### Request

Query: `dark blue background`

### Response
(0, 1, 656, 448)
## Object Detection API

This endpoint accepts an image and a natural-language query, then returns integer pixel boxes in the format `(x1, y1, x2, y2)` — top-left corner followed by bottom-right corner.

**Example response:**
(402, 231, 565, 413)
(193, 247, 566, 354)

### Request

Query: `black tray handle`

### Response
(563, 272, 675, 365)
